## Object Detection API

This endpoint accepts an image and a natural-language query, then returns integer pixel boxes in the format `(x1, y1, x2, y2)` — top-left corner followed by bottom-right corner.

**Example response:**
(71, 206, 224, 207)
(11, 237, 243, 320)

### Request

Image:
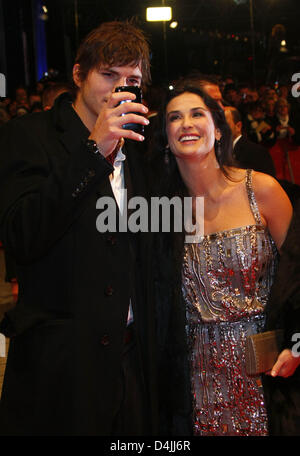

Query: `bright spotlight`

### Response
(146, 7, 172, 22)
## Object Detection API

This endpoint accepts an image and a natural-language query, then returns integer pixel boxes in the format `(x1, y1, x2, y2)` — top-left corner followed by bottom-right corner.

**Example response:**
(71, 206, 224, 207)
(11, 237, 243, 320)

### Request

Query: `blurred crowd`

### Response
(1, 74, 300, 146)
(0, 79, 71, 125)
(1, 74, 300, 188)
(221, 77, 300, 147)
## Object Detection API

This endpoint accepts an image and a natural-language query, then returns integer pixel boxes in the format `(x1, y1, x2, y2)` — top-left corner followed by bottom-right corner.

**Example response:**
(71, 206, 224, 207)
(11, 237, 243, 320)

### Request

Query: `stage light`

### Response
(146, 7, 172, 22)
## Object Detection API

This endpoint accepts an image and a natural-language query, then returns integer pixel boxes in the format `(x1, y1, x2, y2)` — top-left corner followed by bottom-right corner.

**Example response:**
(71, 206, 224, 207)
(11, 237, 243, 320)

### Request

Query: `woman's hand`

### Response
(267, 349, 300, 378)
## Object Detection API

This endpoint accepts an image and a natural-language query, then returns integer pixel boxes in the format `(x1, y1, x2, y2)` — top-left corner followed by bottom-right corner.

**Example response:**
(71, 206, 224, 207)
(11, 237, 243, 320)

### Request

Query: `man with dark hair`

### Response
(185, 72, 226, 109)
(0, 21, 157, 436)
(224, 106, 276, 177)
(201, 79, 225, 109)
(42, 82, 71, 110)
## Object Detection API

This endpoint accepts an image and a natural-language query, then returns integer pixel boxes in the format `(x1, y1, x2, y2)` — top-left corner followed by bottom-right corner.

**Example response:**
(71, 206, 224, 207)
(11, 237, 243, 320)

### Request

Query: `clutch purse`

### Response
(245, 329, 284, 376)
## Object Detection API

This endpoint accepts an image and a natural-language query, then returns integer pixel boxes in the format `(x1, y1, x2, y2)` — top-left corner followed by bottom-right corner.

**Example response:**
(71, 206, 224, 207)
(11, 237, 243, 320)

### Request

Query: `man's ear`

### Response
(215, 128, 222, 141)
(236, 121, 243, 135)
(72, 64, 81, 88)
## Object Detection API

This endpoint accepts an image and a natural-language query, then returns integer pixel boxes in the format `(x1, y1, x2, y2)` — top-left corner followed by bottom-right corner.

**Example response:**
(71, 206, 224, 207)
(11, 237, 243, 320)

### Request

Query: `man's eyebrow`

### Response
(127, 72, 142, 80)
(100, 67, 118, 74)
(102, 67, 142, 80)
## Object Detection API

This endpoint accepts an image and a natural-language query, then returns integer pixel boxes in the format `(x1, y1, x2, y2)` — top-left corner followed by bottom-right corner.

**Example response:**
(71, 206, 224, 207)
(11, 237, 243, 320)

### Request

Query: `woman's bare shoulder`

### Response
(252, 171, 293, 249)
(251, 170, 287, 199)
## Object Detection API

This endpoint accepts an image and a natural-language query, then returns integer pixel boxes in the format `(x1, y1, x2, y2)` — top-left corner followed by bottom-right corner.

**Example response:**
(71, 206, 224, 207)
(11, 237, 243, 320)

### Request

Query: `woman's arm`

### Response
(252, 172, 293, 251)
(253, 172, 299, 378)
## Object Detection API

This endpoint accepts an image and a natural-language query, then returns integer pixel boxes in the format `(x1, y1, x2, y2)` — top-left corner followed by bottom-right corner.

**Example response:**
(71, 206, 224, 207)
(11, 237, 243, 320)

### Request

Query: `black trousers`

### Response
(112, 328, 148, 436)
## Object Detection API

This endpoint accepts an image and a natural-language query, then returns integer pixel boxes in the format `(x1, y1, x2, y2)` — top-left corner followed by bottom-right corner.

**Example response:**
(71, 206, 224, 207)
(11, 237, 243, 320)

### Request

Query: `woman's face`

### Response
(165, 92, 220, 161)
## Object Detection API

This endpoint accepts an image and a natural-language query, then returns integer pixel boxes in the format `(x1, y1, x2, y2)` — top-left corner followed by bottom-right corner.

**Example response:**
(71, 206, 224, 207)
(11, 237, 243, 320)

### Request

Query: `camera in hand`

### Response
(115, 86, 144, 134)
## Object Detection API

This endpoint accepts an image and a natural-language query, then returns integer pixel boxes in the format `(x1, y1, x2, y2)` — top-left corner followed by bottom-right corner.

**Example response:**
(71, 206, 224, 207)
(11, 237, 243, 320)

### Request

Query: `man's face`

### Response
(15, 88, 28, 105)
(203, 84, 224, 109)
(29, 94, 41, 106)
(277, 101, 289, 117)
(226, 89, 239, 104)
(251, 107, 264, 120)
(73, 64, 143, 128)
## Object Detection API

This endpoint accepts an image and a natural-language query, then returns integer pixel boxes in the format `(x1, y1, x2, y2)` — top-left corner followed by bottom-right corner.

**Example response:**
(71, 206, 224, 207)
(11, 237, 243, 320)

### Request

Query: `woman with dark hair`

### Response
(152, 80, 297, 436)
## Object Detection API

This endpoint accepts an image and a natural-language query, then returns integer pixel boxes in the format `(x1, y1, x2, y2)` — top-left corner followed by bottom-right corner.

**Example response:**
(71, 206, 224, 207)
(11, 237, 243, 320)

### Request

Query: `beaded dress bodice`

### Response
(182, 169, 278, 436)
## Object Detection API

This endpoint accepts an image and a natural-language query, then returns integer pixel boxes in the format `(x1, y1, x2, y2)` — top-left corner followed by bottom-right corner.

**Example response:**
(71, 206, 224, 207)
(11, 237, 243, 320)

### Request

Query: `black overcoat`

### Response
(0, 93, 158, 435)
(234, 135, 276, 177)
(263, 199, 300, 436)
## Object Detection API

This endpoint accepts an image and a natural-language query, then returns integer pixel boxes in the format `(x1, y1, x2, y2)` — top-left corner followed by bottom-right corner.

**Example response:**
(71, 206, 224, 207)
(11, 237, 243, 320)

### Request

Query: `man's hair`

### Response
(226, 106, 242, 125)
(74, 20, 151, 87)
(42, 82, 71, 109)
(184, 71, 221, 89)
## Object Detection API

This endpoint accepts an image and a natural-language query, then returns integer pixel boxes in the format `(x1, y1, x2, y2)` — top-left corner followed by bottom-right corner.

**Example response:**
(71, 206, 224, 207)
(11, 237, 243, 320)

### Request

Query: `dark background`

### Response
(1, 0, 300, 95)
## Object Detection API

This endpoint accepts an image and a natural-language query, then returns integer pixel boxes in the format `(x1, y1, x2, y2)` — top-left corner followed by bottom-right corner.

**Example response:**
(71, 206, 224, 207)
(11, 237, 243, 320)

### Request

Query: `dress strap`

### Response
(245, 169, 263, 225)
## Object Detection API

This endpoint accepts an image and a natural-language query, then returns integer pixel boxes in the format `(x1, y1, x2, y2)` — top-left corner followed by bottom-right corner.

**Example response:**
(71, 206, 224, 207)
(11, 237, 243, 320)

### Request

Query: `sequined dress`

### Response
(182, 169, 278, 436)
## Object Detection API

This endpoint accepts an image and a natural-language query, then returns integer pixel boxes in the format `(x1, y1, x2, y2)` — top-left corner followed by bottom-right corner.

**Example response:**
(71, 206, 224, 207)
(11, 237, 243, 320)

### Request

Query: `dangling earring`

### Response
(164, 145, 170, 166)
(215, 139, 221, 159)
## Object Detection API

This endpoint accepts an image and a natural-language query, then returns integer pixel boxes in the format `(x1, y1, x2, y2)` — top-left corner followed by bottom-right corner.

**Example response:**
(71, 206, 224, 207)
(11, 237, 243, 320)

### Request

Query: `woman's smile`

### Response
(166, 92, 220, 159)
(178, 134, 201, 143)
